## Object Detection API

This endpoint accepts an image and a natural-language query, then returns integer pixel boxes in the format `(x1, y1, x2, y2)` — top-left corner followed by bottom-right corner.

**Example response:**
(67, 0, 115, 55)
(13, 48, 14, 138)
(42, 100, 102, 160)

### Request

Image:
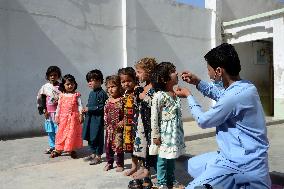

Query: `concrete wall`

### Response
(0, 0, 214, 138)
(219, 0, 284, 22)
(0, 0, 124, 138)
(126, 0, 213, 119)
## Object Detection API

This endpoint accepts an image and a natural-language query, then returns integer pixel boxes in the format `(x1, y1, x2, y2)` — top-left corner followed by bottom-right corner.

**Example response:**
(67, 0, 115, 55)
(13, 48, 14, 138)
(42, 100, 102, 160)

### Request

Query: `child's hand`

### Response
(54, 116, 59, 124)
(44, 110, 49, 119)
(79, 114, 84, 124)
(153, 138, 161, 145)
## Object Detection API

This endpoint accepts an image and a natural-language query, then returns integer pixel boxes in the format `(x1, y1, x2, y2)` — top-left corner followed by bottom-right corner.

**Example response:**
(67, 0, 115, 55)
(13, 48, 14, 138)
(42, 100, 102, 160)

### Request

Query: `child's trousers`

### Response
(157, 156, 175, 186)
(47, 132, 56, 148)
(106, 146, 124, 167)
(88, 140, 103, 155)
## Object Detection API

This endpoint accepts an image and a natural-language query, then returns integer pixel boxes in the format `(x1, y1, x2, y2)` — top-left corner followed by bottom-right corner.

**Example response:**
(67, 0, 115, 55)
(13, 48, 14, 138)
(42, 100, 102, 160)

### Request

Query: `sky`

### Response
(176, 0, 284, 8)
(175, 0, 205, 8)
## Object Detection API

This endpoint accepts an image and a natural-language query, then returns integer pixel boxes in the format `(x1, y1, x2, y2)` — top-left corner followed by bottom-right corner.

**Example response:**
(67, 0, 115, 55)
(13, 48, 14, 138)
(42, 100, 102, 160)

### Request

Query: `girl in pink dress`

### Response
(51, 74, 83, 159)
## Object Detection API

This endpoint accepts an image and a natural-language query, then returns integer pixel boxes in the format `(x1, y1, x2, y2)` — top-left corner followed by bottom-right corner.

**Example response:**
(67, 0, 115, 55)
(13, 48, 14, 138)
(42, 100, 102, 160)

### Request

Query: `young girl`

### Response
(132, 57, 157, 180)
(37, 66, 62, 154)
(104, 75, 124, 172)
(51, 74, 83, 159)
(117, 67, 138, 176)
(150, 62, 185, 189)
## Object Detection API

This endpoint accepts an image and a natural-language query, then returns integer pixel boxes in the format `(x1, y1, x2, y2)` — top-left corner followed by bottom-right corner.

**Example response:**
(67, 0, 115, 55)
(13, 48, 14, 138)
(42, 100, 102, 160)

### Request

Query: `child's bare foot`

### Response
(132, 169, 150, 179)
(123, 168, 137, 176)
(104, 163, 113, 171)
(116, 166, 124, 172)
(131, 167, 144, 178)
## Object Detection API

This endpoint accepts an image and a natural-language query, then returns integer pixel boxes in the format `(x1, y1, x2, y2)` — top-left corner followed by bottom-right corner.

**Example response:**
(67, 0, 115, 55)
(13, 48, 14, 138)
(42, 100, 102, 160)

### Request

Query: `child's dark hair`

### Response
(60, 74, 78, 93)
(117, 67, 138, 84)
(151, 62, 176, 91)
(204, 43, 241, 76)
(105, 75, 123, 96)
(86, 69, 104, 84)
(45, 66, 62, 80)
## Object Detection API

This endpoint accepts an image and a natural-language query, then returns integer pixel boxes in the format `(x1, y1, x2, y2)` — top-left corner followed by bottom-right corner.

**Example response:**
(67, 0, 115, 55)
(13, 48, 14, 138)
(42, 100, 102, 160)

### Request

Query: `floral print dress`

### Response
(133, 87, 155, 158)
(104, 98, 124, 153)
(151, 91, 185, 159)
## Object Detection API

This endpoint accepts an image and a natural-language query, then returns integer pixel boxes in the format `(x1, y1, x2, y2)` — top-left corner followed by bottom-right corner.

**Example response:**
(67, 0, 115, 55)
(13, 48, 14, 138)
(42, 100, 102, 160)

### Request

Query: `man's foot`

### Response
(103, 163, 113, 171)
(89, 157, 102, 165)
(116, 166, 124, 172)
(123, 168, 137, 176)
(83, 154, 95, 162)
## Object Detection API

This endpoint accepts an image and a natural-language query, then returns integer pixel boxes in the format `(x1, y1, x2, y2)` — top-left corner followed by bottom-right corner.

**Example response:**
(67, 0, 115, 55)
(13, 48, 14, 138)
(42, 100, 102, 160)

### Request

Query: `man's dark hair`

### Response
(204, 43, 241, 76)
(86, 69, 104, 84)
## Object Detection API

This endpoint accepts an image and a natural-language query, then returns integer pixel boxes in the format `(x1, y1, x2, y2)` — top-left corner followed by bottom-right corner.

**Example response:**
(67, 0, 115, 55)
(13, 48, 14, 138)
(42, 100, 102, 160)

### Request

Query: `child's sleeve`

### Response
(77, 96, 83, 114)
(103, 101, 108, 128)
(55, 95, 61, 118)
(151, 92, 162, 139)
(37, 94, 47, 115)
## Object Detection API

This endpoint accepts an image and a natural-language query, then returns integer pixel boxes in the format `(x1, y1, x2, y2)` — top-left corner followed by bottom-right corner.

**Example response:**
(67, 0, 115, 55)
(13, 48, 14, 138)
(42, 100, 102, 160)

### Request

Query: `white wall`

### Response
(0, 0, 124, 138)
(126, 0, 213, 119)
(273, 17, 284, 118)
(0, 0, 215, 138)
(219, 0, 284, 22)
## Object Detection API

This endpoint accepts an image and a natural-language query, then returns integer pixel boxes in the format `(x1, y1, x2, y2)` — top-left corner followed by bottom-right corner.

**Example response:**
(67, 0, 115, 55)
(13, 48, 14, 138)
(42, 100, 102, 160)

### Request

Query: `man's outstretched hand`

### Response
(181, 71, 201, 86)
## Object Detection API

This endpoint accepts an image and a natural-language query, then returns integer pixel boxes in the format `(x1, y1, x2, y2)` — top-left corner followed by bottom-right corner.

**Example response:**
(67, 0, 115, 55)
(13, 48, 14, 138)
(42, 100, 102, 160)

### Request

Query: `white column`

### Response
(273, 17, 284, 119)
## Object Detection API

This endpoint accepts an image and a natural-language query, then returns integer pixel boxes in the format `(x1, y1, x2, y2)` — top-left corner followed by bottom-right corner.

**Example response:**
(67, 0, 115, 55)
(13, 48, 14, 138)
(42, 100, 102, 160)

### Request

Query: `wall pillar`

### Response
(273, 17, 284, 119)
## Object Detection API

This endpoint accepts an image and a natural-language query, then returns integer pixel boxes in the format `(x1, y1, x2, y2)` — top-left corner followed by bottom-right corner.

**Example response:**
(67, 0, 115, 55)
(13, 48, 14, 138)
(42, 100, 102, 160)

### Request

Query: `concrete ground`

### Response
(1, 120, 284, 189)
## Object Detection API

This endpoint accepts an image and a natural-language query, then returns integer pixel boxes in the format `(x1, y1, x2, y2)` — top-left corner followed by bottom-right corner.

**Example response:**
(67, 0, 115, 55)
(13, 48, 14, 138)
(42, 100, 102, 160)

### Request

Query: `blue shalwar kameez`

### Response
(186, 80, 271, 189)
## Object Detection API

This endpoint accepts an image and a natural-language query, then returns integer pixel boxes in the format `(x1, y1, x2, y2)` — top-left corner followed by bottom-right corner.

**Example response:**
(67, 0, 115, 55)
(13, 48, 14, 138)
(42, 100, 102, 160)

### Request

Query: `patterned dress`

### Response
(104, 98, 124, 153)
(151, 91, 185, 159)
(133, 87, 155, 159)
(123, 93, 135, 153)
(55, 92, 83, 152)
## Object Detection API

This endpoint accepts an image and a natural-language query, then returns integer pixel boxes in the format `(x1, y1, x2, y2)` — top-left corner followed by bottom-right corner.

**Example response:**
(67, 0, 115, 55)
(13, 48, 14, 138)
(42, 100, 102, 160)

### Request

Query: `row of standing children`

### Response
(36, 58, 186, 189)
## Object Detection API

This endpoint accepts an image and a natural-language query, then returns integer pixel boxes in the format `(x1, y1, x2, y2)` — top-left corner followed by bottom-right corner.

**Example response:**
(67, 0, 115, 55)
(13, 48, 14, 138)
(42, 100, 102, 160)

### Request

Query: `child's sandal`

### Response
(128, 179, 143, 189)
(103, 163, 113, 171)
(70, 151, 77, 159)
(89, 157, 102, 165)
(142, 177, 153, 189)
(44, 147, 54, 154)
(49, 150, 61, 158)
